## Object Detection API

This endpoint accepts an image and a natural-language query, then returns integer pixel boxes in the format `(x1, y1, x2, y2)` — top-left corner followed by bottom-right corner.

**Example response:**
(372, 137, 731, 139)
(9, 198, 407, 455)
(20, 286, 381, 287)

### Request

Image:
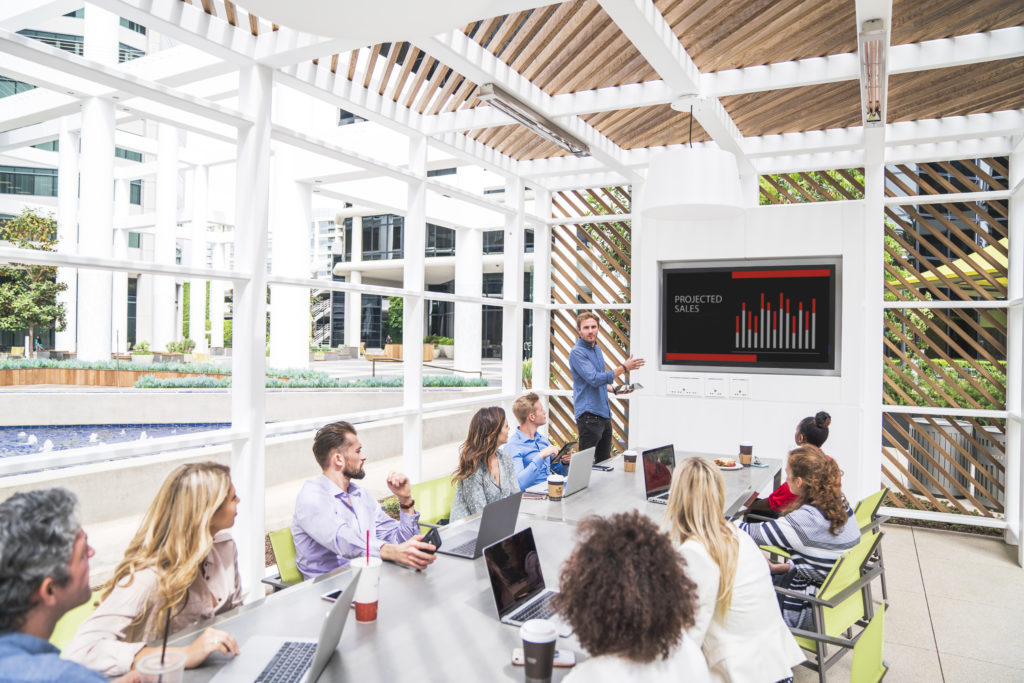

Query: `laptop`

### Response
(525, 446, 595, 497)
(210, 569, 361, 683)
(483, 527, 567, 634)
(436, 491, 523, 559)
(642, 445, 676, 505)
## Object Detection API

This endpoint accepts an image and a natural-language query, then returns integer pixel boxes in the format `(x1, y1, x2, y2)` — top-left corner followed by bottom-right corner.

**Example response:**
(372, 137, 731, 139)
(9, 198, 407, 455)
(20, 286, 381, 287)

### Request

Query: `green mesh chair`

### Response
(50, 589, 101, 651)
(779, 530, 884, 683)
(854, 488, 890, 601)
(410, 475, 457, 530)
(850, 604, 888, 682)
(261, 527, 304, 592)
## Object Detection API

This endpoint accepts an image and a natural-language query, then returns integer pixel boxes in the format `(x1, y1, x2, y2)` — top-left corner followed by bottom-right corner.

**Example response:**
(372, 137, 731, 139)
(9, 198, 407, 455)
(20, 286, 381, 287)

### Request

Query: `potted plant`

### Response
(131, 340, 154, 365)
(438, 336, 454, 359)
(180, 338, 196, 362)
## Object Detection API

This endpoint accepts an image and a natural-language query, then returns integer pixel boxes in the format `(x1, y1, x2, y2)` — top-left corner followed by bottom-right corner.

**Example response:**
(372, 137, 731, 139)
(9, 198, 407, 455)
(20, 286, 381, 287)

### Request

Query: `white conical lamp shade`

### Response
(240, 0, 489, 42)
(641, 147, 745, 220)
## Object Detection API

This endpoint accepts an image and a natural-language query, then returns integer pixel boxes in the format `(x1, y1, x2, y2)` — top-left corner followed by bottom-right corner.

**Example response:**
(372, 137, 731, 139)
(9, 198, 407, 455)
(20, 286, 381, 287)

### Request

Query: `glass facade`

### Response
(127, 278, 137, 346)
(0, 166, 58, 196)
(0, 76, 37, 99)
(425, 224, 455, 257)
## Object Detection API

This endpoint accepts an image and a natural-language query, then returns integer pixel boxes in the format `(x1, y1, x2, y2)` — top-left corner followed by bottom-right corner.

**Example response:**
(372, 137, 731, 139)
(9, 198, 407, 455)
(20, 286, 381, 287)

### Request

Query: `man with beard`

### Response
(292, 421, 436, 576)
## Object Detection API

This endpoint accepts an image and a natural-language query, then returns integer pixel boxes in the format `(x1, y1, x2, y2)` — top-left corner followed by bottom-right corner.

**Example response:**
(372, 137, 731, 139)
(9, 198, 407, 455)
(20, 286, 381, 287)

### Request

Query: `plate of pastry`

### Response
(714, 458, 743, 470)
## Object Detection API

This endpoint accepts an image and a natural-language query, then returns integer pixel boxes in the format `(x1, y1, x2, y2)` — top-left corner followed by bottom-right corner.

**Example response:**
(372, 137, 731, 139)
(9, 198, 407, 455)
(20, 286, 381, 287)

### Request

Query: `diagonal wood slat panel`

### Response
(888, 59, 1024, 124)
(582, 105, 711, 149)
(759, 169, 865, 204)
(721, 81, 861, 137)
(891, 0, 1024, 45)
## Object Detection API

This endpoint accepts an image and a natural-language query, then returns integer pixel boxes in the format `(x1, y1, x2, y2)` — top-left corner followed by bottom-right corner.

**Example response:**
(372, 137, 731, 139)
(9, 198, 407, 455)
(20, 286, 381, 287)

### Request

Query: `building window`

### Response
(120, 17, 147, 34)
(361, 214, 403, 260)
(524, 228, 534, 253)
(115, 147, 143, 162)
(32, 140, 59, 152)
(129, 179, 142, 205)
(427, 168, 456, 178)
(0, 166, 58, 196)
(483, 230, 503, 254)
(118, 42, 145, 62)
(128, 232, 141, 248)
(65, 9, 85, 18)
(338, 109, 366, 126)
(0, 76, 36, 99)
(425, 223, 455, 257)
(17, 29, 83, 55)
(127, 277, 137, 346)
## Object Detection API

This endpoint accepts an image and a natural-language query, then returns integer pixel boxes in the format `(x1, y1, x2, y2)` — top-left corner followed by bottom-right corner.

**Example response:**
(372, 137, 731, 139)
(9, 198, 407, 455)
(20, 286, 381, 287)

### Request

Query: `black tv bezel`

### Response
(658, 257, 842, 376)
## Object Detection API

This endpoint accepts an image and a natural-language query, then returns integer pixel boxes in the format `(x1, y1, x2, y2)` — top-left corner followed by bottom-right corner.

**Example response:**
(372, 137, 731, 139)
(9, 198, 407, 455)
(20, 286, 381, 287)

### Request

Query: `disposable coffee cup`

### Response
(137, 650, 186, 683)
(350, 556, 382, 623)
(547, 474, 566, 501)
(739, 442, 753, 466)
(622, 450, 638, 472)
(520, 618, 557, 683)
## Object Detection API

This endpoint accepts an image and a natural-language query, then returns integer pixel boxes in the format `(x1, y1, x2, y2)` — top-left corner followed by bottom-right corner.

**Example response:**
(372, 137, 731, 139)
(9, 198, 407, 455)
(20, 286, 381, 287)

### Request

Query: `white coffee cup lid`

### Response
(547, 474, 566, 483)
(521, 618, 558, 643)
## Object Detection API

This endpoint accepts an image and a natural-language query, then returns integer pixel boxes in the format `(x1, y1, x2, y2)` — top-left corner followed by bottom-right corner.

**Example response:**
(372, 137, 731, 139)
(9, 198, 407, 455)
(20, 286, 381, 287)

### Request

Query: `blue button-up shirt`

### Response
(292, 475, 420, 577)
(0, 632, 105, 683)
(506, 427, 568, 489)
(569, 337, 614, 419)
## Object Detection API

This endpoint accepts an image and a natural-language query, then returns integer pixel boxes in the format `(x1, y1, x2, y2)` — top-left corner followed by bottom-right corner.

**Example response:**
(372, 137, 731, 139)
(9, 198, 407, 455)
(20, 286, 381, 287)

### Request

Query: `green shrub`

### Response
(437, 337, 454, 345)
(883, 358, 1006, 410)
(132, 341, 152, 355)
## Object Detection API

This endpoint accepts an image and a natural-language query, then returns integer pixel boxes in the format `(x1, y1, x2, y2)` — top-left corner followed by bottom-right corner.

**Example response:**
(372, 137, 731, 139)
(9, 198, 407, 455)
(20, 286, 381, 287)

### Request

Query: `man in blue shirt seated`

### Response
(0, 488, 139, 683)
(507, 392, 572, 489)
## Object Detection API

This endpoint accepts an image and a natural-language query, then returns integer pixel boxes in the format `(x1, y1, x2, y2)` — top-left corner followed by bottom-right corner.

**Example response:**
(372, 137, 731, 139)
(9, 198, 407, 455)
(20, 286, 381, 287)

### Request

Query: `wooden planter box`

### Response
(383, 344, 434, 361)
(0, 368, 231, 387)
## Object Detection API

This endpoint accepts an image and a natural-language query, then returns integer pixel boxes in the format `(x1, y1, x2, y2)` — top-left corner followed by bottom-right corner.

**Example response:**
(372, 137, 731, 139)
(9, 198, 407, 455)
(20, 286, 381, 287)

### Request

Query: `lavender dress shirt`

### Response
(292, 475, 420, 577)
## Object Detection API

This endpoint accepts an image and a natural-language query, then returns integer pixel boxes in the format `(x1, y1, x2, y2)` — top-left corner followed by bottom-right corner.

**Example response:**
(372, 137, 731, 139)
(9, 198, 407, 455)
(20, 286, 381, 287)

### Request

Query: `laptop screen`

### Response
(484, 528, 546, 617)
(642, 445, 676, 497)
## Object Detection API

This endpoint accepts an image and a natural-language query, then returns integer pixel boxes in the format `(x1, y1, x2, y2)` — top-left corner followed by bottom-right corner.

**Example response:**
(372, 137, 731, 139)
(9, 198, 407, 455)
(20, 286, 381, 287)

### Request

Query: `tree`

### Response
(0, 208, 66, 357)
(384, 296, 403, 344)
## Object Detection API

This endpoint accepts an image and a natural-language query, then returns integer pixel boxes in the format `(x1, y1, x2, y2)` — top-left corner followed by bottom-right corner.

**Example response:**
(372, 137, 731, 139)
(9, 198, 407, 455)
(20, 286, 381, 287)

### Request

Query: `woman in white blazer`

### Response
(665, 458, 805, 683)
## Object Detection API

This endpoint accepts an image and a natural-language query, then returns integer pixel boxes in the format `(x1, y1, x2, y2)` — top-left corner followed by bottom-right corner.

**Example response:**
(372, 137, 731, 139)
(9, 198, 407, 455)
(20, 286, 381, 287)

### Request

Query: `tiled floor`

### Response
(793, 524, 1024, 682)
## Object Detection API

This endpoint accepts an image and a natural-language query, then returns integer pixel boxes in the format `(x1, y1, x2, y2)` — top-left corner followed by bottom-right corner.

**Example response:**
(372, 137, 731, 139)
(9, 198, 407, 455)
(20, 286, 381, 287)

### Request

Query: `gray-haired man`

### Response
(0, 488, 139, 683)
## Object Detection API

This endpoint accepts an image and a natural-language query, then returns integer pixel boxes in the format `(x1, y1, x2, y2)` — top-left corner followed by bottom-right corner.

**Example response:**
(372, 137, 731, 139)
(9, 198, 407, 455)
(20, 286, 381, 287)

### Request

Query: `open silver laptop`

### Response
(483, 527, 571, 636)
(437, 491, 523, 559)
(210, 569, 361, 683)
(642, 445, 676, 505)
(525, 446, 595, 497)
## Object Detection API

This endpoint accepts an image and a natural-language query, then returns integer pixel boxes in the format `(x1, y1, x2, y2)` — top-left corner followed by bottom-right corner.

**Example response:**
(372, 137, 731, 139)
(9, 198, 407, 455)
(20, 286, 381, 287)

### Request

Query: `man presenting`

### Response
(292, 421, 436, 577)
(569, 312, 644, 463)
(0, 488, 139, 683)
(507, 392, 570, 489)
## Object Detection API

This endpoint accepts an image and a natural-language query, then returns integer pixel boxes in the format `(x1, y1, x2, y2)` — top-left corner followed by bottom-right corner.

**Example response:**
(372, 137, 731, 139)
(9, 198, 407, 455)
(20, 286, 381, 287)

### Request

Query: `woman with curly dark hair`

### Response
(739, 445, 859, 629)
(554, 511, 710, 681)
(449, 407, 520, 521)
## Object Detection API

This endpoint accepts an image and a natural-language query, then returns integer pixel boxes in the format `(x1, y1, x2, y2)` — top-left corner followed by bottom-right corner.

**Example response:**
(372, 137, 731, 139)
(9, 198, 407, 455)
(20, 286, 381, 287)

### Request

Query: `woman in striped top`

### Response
(739, 445, 859, 629)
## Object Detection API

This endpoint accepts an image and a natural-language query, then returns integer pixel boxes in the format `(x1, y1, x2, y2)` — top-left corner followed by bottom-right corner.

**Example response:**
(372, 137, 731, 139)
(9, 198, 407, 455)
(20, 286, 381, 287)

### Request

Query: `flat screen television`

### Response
(660, 258, 840, 374)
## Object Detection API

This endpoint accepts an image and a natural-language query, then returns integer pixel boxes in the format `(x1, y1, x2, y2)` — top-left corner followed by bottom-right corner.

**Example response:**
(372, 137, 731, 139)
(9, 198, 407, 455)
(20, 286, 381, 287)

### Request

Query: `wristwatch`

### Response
(399, 498, 416, 511)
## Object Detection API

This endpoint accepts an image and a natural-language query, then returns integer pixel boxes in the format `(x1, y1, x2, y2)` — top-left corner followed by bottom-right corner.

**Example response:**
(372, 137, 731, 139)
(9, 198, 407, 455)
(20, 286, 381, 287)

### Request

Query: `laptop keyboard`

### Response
(448, 537, 477, 556)
(511, 592, 557, 622)
(255, 641, 315, 683)
(650, 492, 669, 504)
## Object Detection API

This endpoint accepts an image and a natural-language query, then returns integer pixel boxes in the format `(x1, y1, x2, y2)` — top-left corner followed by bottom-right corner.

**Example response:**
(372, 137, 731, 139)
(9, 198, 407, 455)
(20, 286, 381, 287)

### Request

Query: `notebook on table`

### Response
(642, 444, 676, 505)
(436, 491, 523, 560)
(524, 446, 595, 497)
(210, 569, 361, 683)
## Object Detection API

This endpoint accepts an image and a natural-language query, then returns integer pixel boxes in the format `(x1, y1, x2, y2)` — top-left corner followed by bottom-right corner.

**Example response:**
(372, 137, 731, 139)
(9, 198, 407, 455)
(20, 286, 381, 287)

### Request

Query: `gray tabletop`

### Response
(175, 452, 781, 682)
(520, 450, 782, 522)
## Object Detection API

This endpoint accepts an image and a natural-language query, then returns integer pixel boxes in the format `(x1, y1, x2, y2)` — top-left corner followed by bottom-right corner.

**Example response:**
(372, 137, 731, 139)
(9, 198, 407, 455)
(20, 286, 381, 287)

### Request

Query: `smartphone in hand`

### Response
(554, 441, 577, 460)
(420, 526, 442, 554)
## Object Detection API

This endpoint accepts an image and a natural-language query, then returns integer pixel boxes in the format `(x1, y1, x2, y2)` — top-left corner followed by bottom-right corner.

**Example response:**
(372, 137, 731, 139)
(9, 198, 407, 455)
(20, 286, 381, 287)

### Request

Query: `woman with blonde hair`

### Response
(449, 406, 520, 521)
(665, 458, 804, 682)
(67, 462, 242, 676)
(739, 445, 859, 630)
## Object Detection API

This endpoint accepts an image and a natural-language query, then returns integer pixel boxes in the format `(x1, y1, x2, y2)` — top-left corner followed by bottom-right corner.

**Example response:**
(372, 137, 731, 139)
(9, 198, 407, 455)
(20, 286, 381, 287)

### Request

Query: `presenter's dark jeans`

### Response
(577, 412, 613, 463)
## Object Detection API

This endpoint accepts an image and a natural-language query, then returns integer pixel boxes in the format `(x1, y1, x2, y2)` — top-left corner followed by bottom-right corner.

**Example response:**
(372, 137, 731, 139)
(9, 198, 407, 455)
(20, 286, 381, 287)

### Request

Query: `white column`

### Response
(403, 135, 427, 482)
(269, 154, 311, 370)
(111, 179, 129, 353)
(231, 64, 272, 593)
(502, 179, 525, 398)
(344, 216, 363, 348)
(455, 227, 483, 372)
(190, 165, 209, 353)
(152, 124, 178, 351)
(856, 126, 886, 503)
(531, 189, 552, 396)
(1005, 138, 1023, 560)
(76, 97, 115, 361)
(55, 119, 78, 352)
(209, 242, 225, 349)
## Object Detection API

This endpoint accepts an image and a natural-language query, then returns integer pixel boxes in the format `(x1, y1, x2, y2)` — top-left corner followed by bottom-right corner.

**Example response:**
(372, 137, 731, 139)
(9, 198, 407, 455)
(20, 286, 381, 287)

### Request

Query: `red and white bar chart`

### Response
(734, 294, 817, 351)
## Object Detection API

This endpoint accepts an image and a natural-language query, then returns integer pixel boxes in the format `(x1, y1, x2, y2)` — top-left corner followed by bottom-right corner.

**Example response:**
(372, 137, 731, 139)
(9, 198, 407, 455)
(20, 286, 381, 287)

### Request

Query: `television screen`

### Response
(661, 260, 839, 373)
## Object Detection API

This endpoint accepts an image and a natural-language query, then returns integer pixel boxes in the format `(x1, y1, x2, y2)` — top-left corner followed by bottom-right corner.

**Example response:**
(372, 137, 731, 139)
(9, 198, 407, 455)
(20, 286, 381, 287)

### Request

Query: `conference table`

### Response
(175, 450, 782, 682)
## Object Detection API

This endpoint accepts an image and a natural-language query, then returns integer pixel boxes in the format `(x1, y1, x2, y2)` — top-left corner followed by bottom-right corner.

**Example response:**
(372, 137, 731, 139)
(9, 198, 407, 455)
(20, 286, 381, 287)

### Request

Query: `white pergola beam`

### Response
(255, 29, 363, 69)
(0, 0, 83, 31)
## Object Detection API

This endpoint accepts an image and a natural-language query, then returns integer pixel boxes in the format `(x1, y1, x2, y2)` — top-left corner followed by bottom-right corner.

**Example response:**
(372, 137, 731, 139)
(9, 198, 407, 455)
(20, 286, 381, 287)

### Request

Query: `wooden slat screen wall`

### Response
(547, 187, 632, 452)
(759, 169, 865, 204)
(881, 156, 1009, 516)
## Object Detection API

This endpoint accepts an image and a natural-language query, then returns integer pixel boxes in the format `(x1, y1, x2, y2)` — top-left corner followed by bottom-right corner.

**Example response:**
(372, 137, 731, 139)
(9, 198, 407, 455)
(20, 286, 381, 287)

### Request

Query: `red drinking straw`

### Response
(366, 530, 370, 564)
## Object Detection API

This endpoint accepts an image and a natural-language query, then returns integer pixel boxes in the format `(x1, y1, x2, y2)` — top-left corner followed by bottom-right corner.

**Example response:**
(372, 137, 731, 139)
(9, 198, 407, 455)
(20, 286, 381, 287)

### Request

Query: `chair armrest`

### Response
(774, 564, 883, 608)
(745, 513, 776, 523)
(417, 521, 439, 531)
(788, 627, 857, 649)
(260, 574, 291, 591)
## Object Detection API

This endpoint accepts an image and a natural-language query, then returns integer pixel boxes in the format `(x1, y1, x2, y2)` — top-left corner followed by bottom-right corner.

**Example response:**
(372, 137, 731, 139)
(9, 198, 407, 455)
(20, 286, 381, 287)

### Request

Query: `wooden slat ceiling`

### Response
(185, 0, 1023, 162)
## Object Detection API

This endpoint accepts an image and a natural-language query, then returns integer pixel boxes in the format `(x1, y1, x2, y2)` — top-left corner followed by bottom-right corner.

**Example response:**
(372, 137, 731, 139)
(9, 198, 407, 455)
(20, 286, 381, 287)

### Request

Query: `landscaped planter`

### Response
(131, 354, 155, 365)
(383, 344, 435, 361)
(0, 368, 231, 387)
(439, 344, 454, 359)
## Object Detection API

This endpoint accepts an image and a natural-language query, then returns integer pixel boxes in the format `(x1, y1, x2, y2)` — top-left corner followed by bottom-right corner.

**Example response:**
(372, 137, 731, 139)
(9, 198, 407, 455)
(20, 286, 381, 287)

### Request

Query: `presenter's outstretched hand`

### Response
(624, 355, 645, 372)
(383, 536, 437, 570)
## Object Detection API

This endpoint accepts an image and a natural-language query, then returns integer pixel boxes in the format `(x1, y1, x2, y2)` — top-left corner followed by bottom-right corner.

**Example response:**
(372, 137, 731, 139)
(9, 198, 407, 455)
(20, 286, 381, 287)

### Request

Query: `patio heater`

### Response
(858, 19, 888, 128)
